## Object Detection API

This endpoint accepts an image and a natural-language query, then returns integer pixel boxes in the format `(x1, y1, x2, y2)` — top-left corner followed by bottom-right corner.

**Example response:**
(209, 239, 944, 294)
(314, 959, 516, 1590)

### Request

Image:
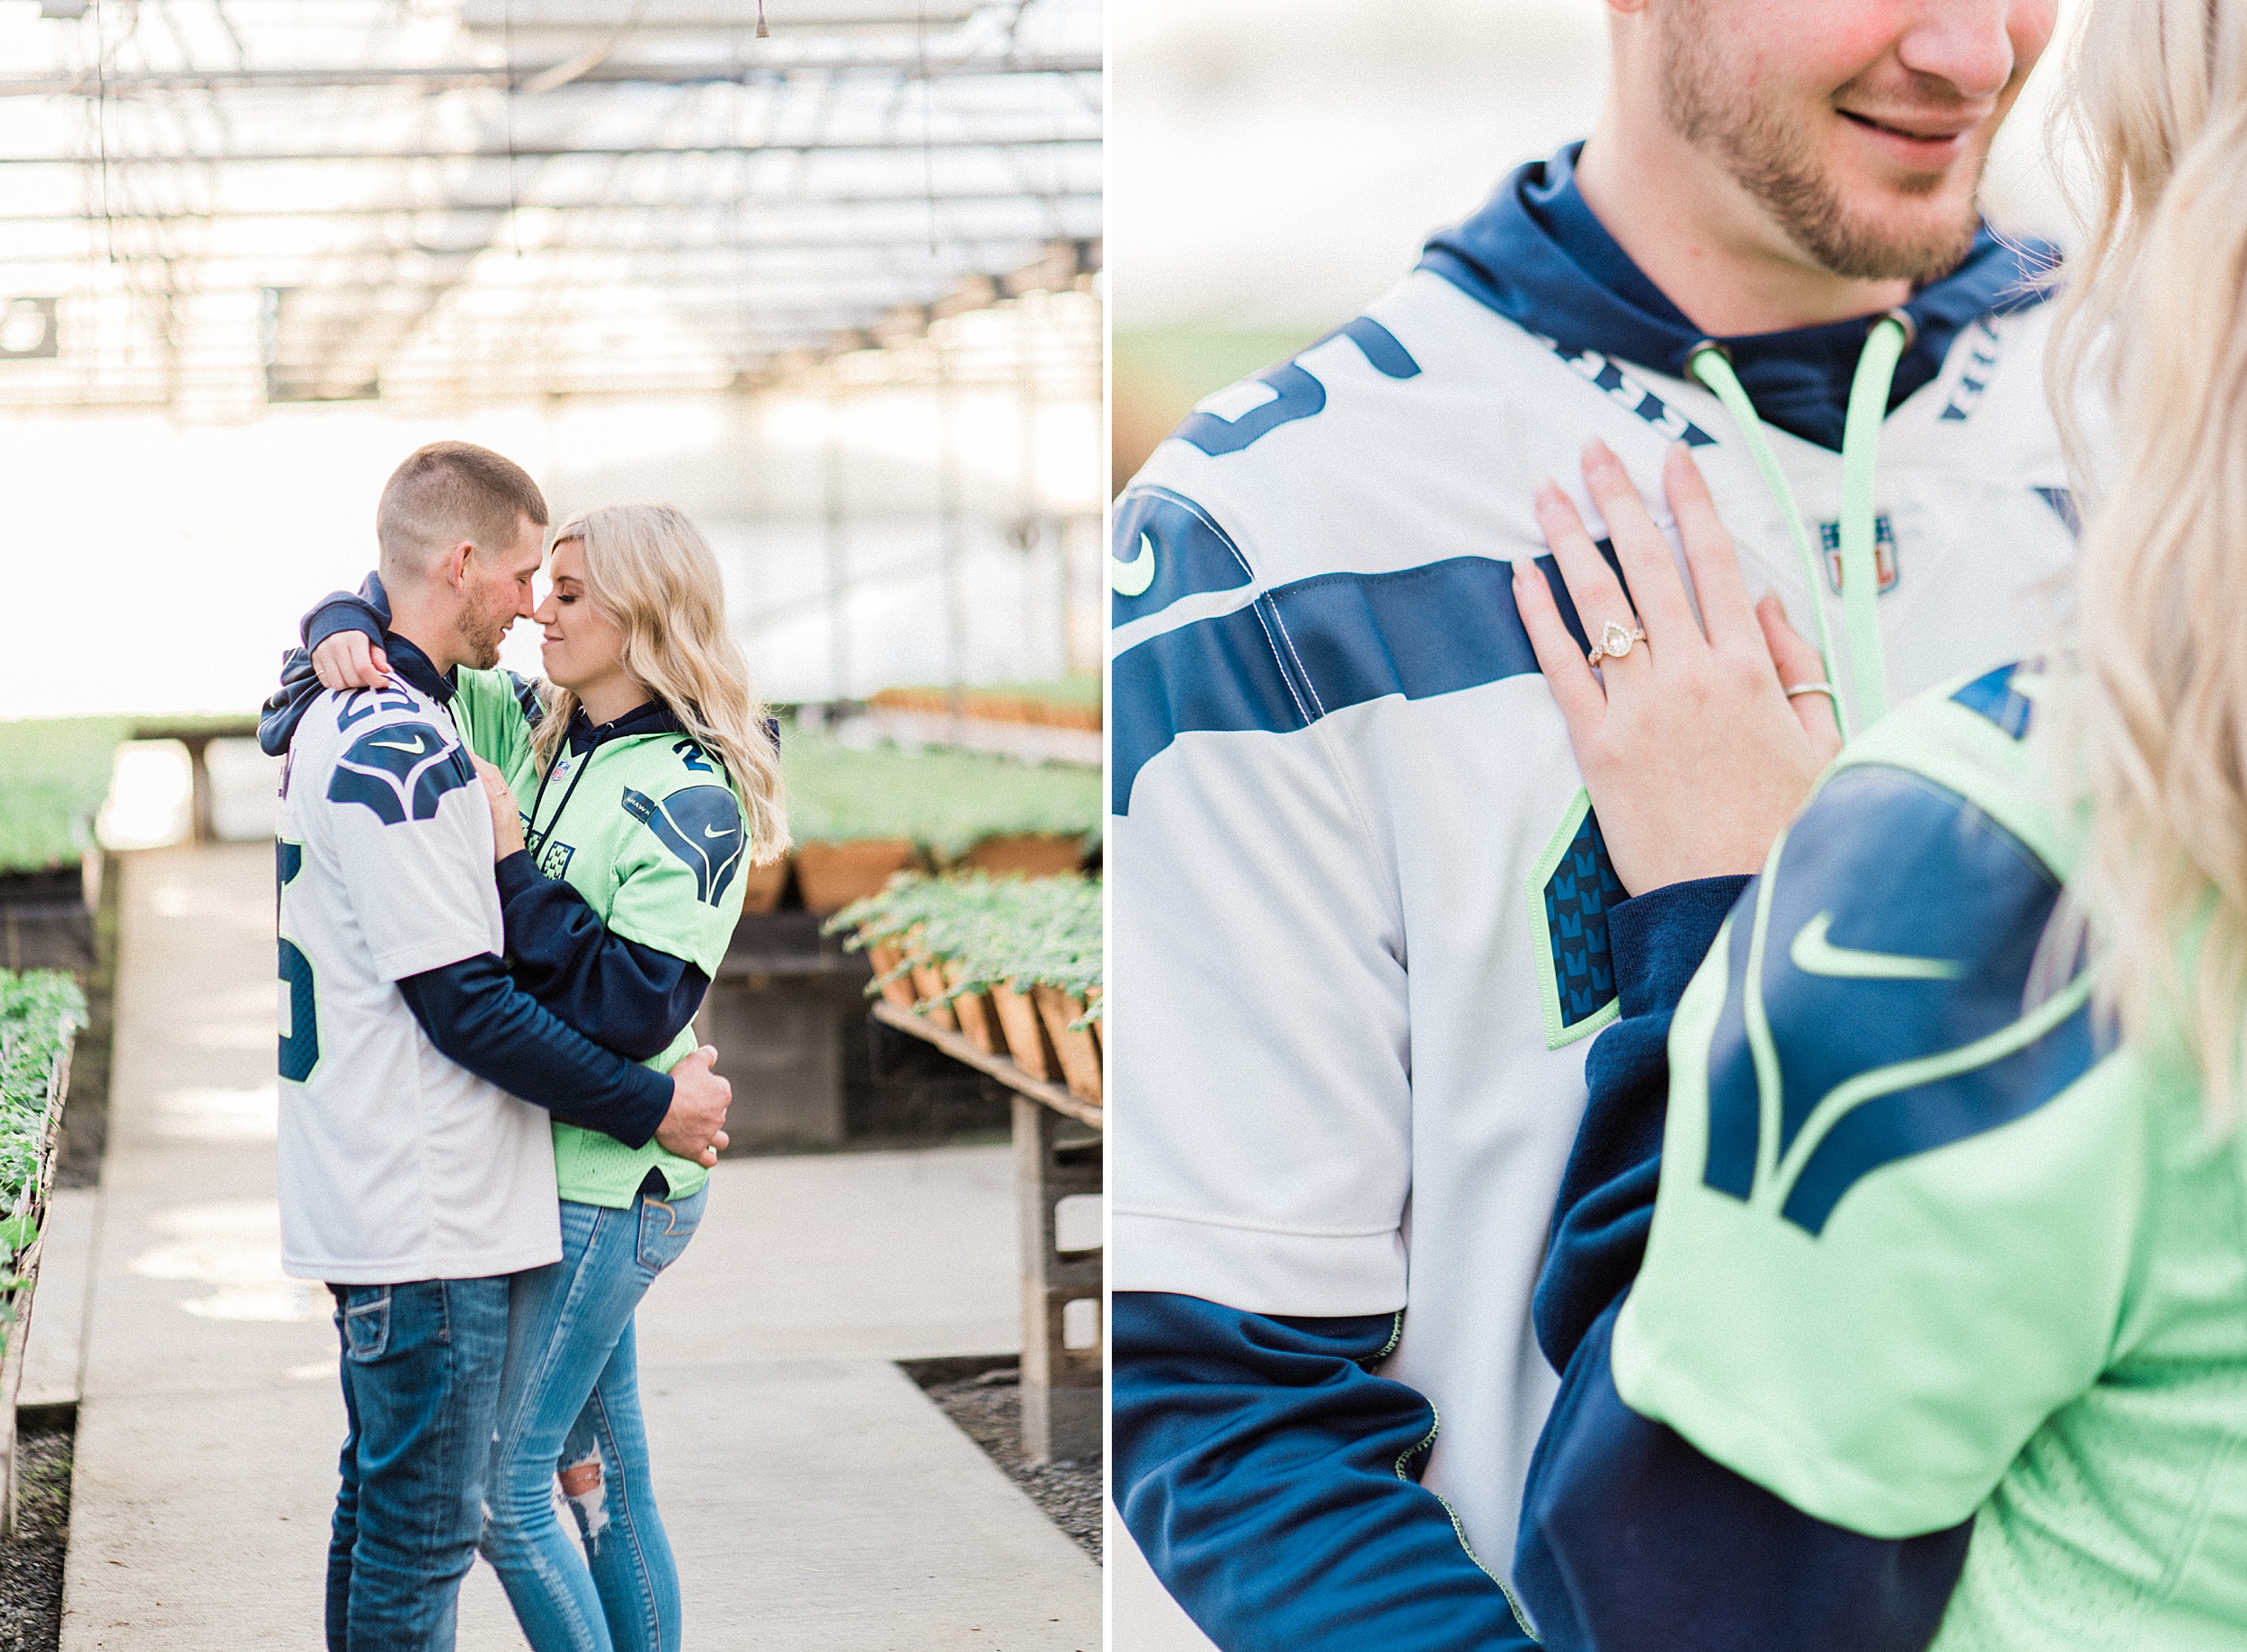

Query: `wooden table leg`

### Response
(1014, 1093, 1102, 1464)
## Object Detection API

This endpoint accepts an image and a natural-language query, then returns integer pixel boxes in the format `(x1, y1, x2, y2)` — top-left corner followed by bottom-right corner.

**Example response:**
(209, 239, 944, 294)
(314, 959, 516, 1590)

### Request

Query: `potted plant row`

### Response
(774, 732, 1103, 916)
(826, 873, 1103, 1108)
(867, 676, 1104, 734)
(0, 970, 84, 1533)
(0, 717, 130, 975)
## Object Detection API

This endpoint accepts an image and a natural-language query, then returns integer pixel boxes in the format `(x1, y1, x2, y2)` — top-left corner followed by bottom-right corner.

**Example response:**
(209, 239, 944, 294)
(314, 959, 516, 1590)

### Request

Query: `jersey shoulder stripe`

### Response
(1112, 545, 1623, 815)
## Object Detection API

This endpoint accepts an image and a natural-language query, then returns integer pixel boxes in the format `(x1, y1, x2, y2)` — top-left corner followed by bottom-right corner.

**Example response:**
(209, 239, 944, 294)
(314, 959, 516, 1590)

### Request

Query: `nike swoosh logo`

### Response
(1789, 911, 1961, 981)
(703, 823, 733, 839)
(369, 735, 427, 755)
(1110, 531, 1156, 598)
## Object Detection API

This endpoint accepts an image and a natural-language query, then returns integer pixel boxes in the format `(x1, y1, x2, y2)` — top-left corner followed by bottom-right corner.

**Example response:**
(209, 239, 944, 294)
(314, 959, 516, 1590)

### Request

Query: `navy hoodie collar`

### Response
(1418, 142, 2059, 451)
(564, 697, 686, 757)
(380, 632, 457, 706)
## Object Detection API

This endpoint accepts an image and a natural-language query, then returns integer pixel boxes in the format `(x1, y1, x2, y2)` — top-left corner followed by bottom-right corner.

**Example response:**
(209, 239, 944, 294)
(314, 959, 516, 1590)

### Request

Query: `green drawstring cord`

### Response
(1836, 314, 1910, 729)
(1684, 311, 1913, 739)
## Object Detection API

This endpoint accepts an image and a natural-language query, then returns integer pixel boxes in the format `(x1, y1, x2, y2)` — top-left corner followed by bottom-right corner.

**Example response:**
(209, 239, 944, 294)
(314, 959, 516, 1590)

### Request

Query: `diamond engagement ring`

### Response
(1585, 620, 1648, 668)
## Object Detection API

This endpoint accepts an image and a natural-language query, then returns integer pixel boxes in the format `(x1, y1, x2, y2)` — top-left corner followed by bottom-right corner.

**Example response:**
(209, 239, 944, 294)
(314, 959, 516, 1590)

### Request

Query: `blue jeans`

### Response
(481, 1186, 706, 1652)
(326, 1275, 513, 1652)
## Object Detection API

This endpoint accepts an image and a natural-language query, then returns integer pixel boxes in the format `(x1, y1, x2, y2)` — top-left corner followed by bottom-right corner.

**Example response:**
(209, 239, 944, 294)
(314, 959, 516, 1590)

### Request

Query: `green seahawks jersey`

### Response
(450, 668, 750, 1208)
(1612, 663, 2247, 1649)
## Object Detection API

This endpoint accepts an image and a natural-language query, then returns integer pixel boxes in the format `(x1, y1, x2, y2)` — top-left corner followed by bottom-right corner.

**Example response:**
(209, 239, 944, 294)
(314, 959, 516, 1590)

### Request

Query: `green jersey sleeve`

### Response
(1612, 669, 2144, 1540)
(446, 668, 542, 793)
(604, 751, 752, 981)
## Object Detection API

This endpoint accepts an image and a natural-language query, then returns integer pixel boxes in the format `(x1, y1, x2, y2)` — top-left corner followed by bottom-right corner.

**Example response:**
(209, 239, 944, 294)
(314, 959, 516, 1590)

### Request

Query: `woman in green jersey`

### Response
(308, 503, 786, 1652)
(1502, 0, 2247, 1646)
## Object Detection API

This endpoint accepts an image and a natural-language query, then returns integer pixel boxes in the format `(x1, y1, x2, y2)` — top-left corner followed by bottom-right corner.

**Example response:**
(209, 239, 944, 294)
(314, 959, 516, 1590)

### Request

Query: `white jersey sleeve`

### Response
(1111, 645, 1414, 1313)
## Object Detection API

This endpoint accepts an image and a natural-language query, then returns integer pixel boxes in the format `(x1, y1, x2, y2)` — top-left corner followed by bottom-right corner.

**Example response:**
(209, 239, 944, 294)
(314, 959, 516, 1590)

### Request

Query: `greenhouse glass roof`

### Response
(0, 0, 1100, 415)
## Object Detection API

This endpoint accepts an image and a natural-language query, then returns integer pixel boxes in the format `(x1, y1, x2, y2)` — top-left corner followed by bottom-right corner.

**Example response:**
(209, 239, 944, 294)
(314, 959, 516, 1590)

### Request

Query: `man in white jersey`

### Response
(274, 441, 732, 1651)
(1110, 1, 2070, 1646)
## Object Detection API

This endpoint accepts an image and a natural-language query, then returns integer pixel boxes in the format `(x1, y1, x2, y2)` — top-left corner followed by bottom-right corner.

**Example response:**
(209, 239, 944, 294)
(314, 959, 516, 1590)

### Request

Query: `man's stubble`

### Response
(453, 573, 515, 671)
(1658, 9, 1986, 286)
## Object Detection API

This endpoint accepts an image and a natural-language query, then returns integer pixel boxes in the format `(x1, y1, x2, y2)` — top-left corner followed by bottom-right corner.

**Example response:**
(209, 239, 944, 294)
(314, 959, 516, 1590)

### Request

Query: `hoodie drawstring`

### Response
(1685, 311, 1913, 741)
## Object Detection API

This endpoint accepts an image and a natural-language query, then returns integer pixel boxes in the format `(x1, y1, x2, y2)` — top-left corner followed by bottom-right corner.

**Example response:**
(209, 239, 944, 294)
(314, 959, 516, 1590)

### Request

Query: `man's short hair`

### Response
(376, 441, 549, 582)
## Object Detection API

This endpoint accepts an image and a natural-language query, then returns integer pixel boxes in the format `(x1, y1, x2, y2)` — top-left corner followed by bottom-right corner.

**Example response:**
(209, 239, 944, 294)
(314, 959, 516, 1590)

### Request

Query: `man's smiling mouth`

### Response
(1837, 109, 1976, 143)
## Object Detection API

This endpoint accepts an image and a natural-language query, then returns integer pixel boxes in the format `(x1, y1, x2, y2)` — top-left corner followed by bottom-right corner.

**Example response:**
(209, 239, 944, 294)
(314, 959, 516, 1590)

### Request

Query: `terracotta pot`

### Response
(990, 981, 1058, 1082)
(956, 833, 1087, 877)
(734, 852, 790, 915)
(945, 962, 1002, 1057)
(794, 839, 918, 914)
(1032, 983, 1103, 1106)
(910, 961, 958, 1032)
(1085, 986, 1103, 1059)
(864, 938, 919, 1013)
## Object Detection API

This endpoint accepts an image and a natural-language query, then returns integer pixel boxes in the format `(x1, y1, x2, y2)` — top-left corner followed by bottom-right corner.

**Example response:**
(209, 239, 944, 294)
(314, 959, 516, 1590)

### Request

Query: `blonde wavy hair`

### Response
(2051, 0, 2247, 1120)
(528, 504, 790, 865)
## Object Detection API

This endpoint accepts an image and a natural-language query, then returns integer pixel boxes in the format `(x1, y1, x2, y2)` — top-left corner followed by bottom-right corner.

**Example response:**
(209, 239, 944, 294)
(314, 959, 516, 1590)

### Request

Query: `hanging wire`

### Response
(504, 0, 521, 256)
(756, 0, 769, 40)
(93, 0, 115, 263)
(915, 0, 941, 258)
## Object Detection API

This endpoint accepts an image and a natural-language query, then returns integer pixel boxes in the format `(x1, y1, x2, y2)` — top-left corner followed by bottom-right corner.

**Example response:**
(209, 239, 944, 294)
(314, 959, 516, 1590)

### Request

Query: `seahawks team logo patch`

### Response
(621, 785, 744, 906)
(327, 723, 475, 825)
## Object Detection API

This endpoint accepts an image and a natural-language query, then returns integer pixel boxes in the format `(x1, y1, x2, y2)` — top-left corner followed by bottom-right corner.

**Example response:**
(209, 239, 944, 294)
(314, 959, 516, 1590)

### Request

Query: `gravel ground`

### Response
(0, 1409, 73, 1652)
(906, 1361, 1102, 1563)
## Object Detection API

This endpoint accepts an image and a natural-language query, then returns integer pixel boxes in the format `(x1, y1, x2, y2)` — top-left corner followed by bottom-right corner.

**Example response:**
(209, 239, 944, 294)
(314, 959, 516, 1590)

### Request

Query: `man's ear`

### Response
(444, 540, 475, 592)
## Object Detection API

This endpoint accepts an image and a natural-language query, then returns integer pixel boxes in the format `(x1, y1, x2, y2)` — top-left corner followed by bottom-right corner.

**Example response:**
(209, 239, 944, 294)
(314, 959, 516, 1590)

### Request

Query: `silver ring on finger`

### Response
(1585, 619, 1648, 669)
(1782, 682, 1835, 702)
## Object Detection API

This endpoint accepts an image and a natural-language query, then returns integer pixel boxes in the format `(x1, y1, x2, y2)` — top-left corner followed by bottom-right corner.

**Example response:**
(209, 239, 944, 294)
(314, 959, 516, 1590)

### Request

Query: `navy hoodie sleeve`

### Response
(1513, 876, 1972, 1652)
(1113, 1292, 1538, 1652)
(493, 851, 709, 1061)
(395, 952, 673, 1148)
(258, 573, 393, 757)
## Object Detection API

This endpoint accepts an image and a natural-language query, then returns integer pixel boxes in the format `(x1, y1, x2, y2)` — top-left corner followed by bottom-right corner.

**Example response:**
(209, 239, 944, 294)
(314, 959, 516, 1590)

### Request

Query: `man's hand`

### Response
(313, 630, 394, 692)
(471, 756, 527, 861)
(656, 1044, 731, 1168)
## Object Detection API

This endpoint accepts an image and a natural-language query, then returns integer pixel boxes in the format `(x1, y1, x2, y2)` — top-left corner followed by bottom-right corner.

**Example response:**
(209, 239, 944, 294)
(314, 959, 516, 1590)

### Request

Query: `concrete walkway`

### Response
(42, 843, 1097, 1650)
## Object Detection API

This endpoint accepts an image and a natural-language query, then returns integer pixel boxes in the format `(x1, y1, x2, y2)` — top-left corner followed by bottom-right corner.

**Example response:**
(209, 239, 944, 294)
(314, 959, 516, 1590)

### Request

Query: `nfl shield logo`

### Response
(1820, 514, 1899, 594)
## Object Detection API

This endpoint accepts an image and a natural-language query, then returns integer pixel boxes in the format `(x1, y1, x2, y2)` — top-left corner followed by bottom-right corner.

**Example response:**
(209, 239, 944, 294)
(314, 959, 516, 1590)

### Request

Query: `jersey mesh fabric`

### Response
(1612, 674, 2247, 1649)
(452, 670, 750, 1208)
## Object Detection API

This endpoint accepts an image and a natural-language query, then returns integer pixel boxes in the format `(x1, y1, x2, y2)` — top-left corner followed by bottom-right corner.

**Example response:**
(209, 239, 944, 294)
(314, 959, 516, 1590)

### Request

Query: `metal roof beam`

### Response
(2, 51, 1101, 96)
(0, 189, 1097, 226)
(0, 136, 1098, 165)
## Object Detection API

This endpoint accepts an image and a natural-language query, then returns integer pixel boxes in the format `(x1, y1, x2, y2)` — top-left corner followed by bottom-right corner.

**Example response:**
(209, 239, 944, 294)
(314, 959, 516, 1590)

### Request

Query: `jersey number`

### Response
(672, 738, 713, 772)
(277, 839, 319, 1082)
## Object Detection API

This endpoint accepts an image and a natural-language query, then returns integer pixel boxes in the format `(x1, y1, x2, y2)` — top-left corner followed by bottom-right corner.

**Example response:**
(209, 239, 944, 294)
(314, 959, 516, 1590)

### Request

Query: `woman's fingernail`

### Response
(1581, 436, 1612, 466)
(1534, 480, 1561, 511)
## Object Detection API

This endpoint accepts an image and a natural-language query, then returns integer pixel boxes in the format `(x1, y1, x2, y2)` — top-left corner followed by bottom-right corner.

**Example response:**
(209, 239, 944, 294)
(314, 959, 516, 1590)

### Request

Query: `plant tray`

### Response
(955, 833, 1087, 877)
(735, 853, 789, 915)
(990, 981, 1059, 1082)
(864, 940, 919, 1012)
(794, 839, 918, 915)
(1032, 983, 1102, 1106)
(945, 962, 1003, 1057)
(909, 962, 958, 1033)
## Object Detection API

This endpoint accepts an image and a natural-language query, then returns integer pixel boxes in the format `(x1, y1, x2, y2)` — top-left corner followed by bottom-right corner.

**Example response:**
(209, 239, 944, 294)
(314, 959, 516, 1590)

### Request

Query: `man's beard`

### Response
(454, 591, 512, 671)
(1660, 13, 1985, 285)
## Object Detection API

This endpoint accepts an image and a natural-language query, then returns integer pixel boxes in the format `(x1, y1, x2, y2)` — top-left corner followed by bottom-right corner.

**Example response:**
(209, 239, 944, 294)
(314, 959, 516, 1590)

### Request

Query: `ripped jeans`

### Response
(479, 1184, 706, 1652)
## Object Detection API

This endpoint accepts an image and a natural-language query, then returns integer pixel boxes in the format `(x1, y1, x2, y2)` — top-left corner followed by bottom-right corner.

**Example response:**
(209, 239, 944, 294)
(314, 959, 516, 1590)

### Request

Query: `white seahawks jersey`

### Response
(1109, 268, 2079, 1573)
(275, 677, 560, 1284)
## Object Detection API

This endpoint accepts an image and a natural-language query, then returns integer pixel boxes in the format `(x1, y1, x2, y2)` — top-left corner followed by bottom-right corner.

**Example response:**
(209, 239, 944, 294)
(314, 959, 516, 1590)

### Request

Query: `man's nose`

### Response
(1896, 0, 2026, 102)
